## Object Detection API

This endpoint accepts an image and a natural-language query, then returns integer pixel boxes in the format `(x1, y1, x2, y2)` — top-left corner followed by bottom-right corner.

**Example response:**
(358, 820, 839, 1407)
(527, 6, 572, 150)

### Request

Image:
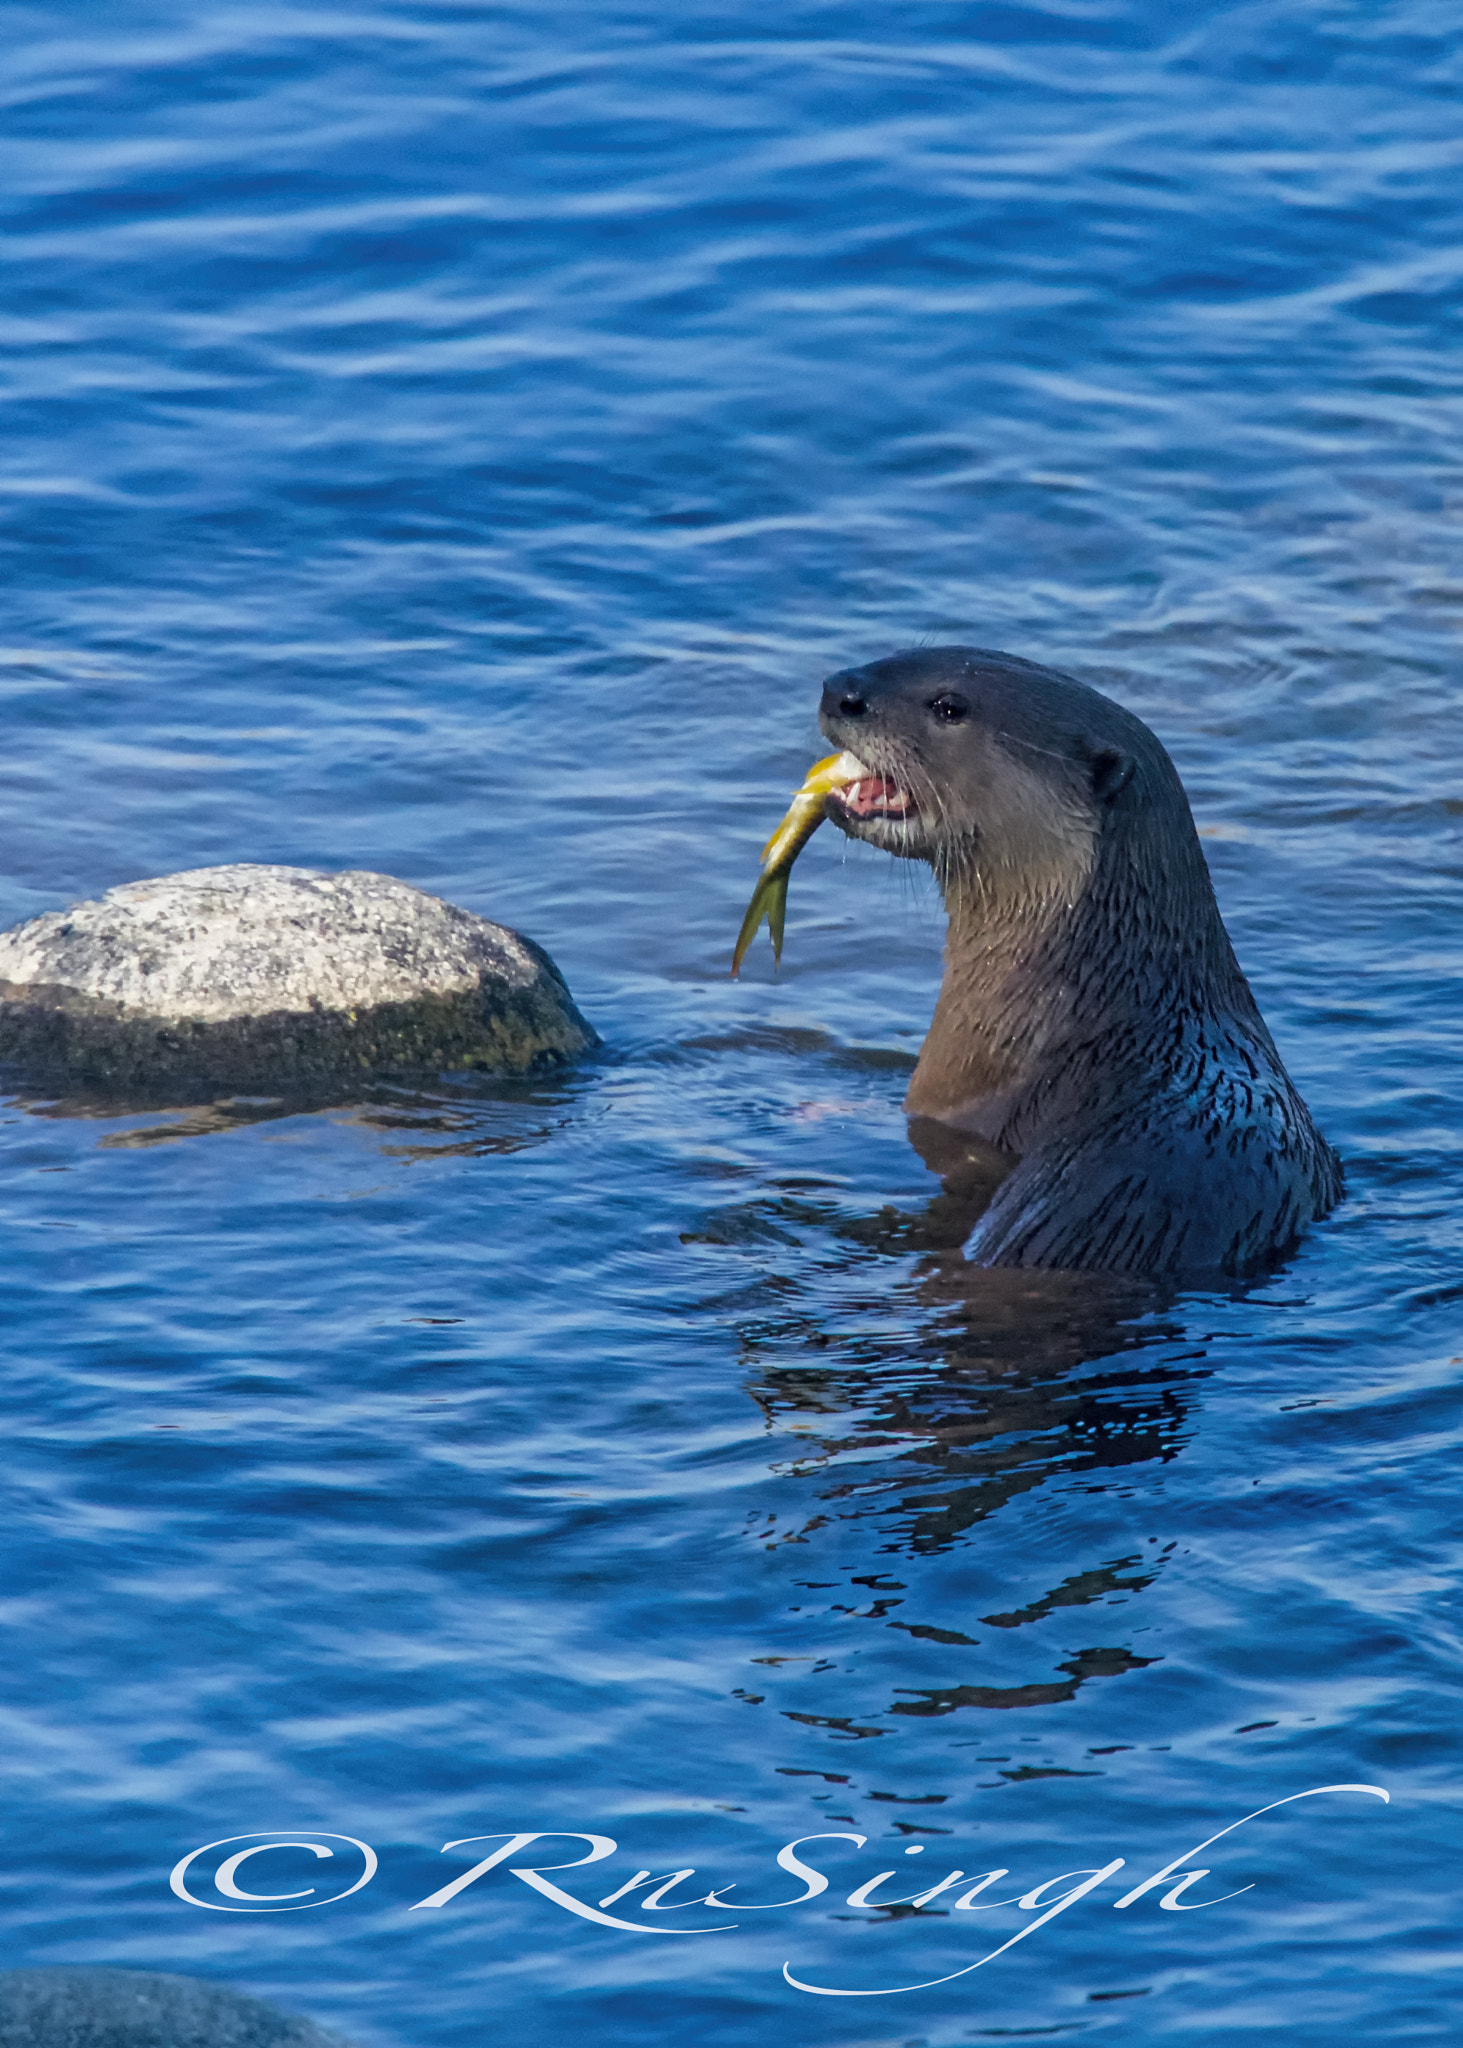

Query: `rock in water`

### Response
(0, 1968, 355, 2048)
(0, 864, 598, 1090)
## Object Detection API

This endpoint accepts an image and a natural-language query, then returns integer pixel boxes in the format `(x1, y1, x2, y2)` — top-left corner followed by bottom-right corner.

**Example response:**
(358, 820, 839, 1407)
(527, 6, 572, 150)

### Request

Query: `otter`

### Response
(817, 646, 1342, 1277)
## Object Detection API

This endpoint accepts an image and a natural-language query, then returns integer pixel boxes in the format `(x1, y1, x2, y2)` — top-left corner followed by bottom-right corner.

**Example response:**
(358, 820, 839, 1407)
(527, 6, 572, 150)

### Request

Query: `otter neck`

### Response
(905, 877, 1082, 1141)
(905, 842, 1257, 1150)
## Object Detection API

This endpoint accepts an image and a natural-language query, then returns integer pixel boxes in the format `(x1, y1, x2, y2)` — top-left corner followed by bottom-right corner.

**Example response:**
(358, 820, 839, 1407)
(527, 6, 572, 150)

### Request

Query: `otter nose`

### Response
(821, 679, 867, 719)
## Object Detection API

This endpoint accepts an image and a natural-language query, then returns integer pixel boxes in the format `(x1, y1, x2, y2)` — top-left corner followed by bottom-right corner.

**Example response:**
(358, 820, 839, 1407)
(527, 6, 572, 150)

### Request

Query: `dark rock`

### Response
(0, 1968, 355, 2048)
(0, 864, 598, 1090)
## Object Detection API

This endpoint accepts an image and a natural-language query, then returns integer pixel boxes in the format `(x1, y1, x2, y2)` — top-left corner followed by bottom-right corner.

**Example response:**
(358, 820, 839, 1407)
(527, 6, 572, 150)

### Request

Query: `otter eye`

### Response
(929, 692, 969, 724)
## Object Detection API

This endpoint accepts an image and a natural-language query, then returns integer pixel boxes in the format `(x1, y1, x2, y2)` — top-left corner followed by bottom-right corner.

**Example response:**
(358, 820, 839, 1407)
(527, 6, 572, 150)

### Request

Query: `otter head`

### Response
(818, 646, 1156, 915)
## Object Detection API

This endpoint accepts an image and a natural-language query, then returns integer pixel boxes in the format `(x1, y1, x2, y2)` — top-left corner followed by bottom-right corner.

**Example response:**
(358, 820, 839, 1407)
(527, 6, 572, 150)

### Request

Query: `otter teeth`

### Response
(846, 778, 915, 817)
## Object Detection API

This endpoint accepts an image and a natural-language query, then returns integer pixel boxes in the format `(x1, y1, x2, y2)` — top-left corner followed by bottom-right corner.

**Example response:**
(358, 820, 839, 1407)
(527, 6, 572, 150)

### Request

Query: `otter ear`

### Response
(1086, 745, 1134, 803)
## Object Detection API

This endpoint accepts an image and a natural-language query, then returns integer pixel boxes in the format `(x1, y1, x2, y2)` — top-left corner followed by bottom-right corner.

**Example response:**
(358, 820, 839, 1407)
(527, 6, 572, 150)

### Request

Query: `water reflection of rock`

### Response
(731, 1175, 1213, 1722)
(2, 1077, 583, 1156)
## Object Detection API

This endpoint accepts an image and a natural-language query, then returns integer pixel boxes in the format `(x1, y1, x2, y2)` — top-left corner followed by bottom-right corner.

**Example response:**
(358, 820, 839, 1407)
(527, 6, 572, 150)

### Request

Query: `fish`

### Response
(731, 749, 868, 975)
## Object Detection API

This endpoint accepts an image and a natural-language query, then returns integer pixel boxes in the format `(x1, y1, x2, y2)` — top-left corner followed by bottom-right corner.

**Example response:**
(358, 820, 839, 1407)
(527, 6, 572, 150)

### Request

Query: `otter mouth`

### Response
(827, 776, 919, 824)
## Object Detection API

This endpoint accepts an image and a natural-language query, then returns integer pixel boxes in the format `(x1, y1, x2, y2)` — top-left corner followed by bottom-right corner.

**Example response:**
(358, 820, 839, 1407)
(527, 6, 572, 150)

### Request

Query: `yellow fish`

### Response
(731, 750, 868, 975)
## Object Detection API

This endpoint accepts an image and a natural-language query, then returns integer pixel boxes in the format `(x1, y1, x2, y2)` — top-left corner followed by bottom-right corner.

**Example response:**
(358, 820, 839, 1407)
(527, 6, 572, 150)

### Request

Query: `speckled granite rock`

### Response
(0, 864, 598, 1089)
(0, 1969, 355, 2048)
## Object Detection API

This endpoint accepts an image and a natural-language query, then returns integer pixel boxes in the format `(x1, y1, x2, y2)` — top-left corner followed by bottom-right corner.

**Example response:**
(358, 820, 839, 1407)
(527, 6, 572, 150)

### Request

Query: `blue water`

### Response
(2, 3, 1461, 2041)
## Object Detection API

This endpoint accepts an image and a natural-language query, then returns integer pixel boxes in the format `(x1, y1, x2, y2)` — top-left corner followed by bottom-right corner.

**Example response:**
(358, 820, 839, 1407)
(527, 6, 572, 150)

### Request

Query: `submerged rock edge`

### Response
(0, 1966, 357, 2048)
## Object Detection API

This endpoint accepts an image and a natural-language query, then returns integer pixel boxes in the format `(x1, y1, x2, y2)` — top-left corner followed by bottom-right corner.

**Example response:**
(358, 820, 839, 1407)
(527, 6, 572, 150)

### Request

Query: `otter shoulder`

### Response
(959, 1097, 1342, 1278)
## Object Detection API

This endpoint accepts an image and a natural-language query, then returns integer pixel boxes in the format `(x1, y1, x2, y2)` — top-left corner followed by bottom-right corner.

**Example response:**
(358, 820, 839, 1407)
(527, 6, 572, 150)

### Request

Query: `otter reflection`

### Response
(734, 1166, 1212, 1722)
(745, 1257, 1203, 1558)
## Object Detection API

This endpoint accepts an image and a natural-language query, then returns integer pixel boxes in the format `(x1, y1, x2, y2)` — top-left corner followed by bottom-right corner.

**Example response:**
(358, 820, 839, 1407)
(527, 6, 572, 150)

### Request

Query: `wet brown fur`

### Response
(819, 646, 1342, 1277)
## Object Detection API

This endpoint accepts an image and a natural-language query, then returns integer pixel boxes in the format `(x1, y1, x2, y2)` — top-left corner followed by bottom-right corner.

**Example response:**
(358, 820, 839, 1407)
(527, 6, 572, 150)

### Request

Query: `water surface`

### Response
(2, 3, 1461, 2042)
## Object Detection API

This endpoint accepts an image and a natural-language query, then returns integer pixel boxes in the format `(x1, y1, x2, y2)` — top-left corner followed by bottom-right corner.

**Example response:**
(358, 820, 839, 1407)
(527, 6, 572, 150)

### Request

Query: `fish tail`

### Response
(732, 868, 789, 976)
(767, 873, 788, 963)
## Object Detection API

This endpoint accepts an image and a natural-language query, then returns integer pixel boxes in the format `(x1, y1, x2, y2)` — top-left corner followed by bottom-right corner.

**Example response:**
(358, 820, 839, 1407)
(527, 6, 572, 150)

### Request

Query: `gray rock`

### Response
(0, 864, 598, 1090)
(0, 1968, 355, 2048)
